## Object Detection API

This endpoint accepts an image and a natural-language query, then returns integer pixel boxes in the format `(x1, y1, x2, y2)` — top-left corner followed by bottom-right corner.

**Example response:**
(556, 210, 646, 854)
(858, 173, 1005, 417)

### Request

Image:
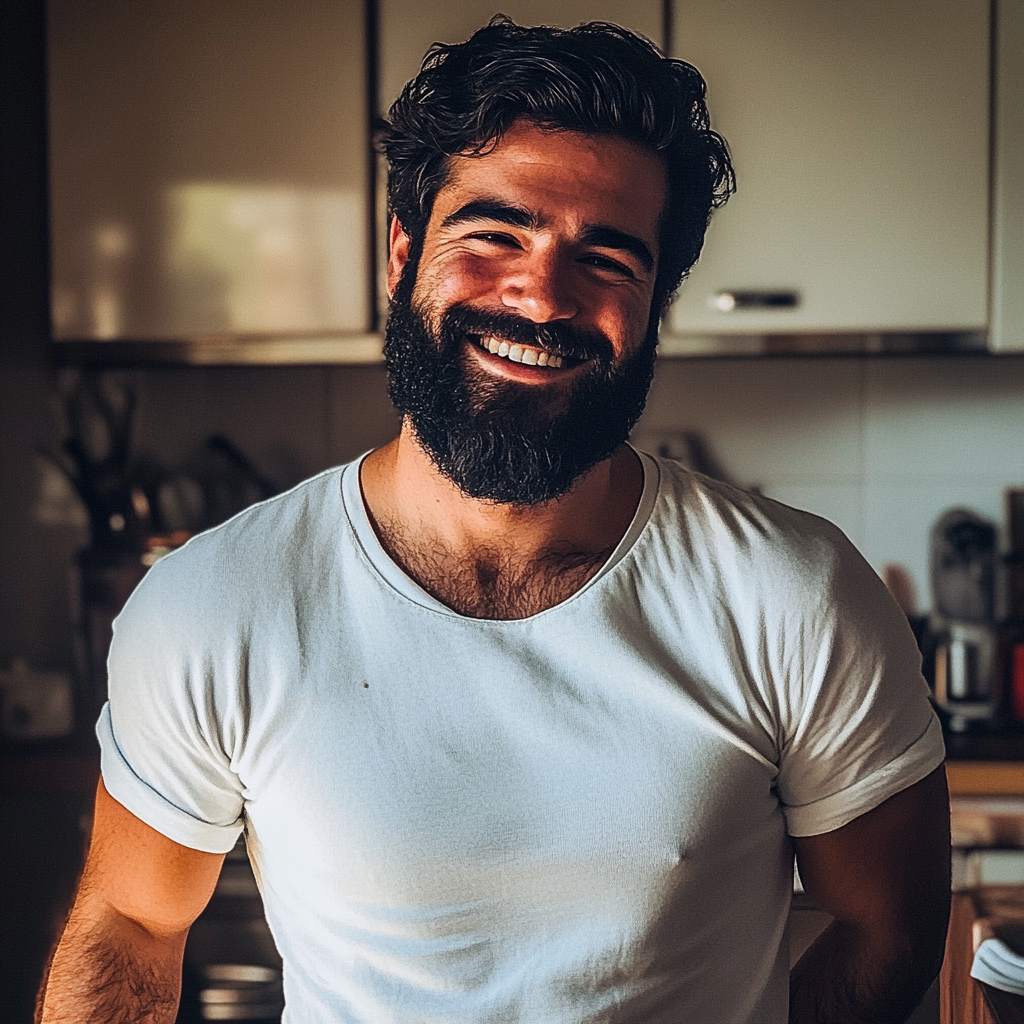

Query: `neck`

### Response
(358, 421, 643, 617)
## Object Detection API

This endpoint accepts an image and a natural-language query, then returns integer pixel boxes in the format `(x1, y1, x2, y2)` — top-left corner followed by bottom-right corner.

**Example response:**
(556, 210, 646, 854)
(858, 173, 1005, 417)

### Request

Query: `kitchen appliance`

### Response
(931, 508, 1001, 732)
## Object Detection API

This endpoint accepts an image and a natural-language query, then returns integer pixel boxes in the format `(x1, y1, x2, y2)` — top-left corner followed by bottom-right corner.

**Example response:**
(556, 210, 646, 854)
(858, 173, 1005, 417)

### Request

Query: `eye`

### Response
(580, 253, 637, 279)
(467, 231, 521, 248)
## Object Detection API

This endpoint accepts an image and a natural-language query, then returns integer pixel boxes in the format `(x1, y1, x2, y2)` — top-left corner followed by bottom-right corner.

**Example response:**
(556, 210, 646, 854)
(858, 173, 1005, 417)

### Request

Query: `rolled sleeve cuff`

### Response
(783, 713, 946, 838)
(96, 702, 244, 854)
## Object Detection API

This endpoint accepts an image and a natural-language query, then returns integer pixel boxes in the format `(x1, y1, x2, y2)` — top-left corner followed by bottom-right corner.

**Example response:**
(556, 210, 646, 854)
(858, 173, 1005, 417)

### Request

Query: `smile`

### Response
(473, 335, 566, 368)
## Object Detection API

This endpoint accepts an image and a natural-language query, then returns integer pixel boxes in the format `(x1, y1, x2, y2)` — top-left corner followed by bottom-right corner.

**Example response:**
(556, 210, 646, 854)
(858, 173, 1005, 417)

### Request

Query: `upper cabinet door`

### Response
(992, 0, 1024, 351)
(378, 1, 662, 113)
(667, 0, 990, 334)
(48, 0, 370, 342)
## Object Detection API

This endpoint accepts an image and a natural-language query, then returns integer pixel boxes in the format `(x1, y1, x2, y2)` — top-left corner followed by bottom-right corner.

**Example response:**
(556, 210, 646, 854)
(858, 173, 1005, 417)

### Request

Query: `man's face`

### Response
(384, 121, 668, 505)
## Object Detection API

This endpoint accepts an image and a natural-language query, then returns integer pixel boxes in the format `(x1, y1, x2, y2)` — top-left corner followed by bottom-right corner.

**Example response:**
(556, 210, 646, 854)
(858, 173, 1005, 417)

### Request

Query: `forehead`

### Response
(433, 122, 667, 246)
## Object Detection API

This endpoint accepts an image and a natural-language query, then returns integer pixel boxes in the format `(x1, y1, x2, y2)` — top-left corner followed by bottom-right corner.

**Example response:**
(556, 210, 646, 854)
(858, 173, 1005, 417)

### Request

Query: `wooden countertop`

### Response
(949, 762, 1024, 797)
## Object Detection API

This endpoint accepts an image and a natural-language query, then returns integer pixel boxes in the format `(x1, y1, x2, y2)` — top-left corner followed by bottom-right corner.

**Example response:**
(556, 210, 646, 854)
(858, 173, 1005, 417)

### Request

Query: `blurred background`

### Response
(2, 0, 1022, 1021)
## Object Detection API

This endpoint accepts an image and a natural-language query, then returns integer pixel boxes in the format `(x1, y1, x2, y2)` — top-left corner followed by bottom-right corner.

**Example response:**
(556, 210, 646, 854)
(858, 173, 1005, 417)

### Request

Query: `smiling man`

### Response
(40, 18, 950, 1024)
(365, 123, 668, 616)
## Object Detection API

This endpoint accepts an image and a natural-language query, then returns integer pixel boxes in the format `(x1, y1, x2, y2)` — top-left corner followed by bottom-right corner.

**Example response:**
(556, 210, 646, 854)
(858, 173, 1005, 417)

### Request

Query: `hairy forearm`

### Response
(38, 898, 186, 1024)
(789, 919, 942, 1024)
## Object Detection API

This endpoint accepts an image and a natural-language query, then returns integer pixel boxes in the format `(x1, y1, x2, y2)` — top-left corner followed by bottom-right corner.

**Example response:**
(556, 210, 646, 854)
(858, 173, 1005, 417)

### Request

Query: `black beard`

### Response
(383, 265, 658, 506)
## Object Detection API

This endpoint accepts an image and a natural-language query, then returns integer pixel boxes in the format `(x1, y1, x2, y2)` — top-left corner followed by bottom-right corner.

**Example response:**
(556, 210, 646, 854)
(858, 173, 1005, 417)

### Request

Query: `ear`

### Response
(386, 215, 412, 299)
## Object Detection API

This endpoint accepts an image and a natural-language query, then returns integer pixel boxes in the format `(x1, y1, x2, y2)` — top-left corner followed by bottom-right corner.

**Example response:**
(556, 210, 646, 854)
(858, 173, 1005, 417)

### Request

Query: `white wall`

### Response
(636, 355, 1024, 615)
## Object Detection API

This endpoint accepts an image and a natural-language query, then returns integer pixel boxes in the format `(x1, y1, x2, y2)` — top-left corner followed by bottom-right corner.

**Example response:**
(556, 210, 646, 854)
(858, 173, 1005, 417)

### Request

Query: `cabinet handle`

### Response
(711, 290, 801, 312)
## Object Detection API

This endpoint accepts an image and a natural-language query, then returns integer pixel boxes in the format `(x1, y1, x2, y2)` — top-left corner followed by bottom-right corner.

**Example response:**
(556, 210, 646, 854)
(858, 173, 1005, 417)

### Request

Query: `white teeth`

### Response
(476, 336, 565, 369)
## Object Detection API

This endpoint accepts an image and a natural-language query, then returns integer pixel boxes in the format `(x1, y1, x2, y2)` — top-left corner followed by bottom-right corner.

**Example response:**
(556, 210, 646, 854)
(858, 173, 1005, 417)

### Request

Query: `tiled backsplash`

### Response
(637, 355, 1024, 616)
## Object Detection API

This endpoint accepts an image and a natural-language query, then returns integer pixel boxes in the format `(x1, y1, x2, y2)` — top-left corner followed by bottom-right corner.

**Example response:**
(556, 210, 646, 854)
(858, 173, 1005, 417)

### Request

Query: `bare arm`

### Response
(789, 764, 951, 1024)
(38, 778, 225, 1023)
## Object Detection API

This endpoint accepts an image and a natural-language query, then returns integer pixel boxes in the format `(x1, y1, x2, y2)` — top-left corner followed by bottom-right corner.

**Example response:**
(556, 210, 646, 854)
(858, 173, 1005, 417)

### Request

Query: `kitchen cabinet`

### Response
(992, 0, 1024, 353)
(941, 887, 1024, 1024)
(45, 0, 1021, 362)
(665, 0, 992, 337)
(47, 0, 373, 356)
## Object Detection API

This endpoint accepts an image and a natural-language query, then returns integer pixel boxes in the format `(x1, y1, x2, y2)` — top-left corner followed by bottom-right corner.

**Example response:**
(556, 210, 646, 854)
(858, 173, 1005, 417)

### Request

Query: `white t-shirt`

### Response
(98, 450, 944, 1023)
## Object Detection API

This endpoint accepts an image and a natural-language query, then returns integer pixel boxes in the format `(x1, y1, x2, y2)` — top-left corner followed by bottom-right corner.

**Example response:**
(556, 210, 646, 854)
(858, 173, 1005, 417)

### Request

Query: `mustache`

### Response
(437, 304, 616, 365)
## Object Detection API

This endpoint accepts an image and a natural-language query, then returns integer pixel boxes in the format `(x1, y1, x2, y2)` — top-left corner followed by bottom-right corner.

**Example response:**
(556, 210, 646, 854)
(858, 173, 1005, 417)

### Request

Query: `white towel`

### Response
(971, 938, 1024, 996)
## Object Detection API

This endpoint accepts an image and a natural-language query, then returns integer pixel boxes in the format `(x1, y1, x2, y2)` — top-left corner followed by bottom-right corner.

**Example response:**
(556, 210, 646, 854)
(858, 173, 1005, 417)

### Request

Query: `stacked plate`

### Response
(198, 964, 284, 1021)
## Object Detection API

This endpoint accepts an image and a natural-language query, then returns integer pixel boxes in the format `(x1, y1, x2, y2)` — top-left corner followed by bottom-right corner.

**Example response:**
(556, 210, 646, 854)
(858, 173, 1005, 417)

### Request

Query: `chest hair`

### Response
(375, 520, 614, 619)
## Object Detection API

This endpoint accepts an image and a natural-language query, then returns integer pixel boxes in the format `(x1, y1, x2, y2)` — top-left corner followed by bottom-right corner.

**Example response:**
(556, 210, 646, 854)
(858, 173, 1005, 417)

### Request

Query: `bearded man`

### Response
(40, 18, 950, 1024)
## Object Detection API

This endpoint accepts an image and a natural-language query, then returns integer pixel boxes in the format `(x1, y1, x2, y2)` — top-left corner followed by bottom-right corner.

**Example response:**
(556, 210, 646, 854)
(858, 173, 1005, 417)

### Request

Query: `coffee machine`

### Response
(931, 508, 1000, 732)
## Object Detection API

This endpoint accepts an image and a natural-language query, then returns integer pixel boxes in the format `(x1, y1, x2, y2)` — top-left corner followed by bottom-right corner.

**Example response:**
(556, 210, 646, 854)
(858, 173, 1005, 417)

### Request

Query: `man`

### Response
(40, 19, 950, 1024)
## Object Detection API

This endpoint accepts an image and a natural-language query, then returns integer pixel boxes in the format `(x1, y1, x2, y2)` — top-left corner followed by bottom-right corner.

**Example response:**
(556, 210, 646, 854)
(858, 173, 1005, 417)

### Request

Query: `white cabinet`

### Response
(378, 2, 663, 113)
(666, 0, 991, 336)
(48, 0, 371, 345)
(992, 0, 1024, 351)
(46, 0, 1012, 357)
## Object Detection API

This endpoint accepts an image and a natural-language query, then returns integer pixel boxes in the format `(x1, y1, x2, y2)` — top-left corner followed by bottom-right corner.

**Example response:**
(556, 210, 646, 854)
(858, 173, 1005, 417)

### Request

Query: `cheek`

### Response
(593, 292, 656, 351)
(418, 254, 502, 310)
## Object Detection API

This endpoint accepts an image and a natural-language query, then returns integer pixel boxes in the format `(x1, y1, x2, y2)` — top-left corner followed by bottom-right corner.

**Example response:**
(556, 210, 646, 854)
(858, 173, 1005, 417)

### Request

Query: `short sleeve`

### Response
(96, 550, 246, 855)
(774, 525, 945, 838)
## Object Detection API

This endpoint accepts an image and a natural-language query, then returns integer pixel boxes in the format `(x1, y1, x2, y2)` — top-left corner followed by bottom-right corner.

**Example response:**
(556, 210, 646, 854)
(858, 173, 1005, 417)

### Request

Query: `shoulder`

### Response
(116, 464, 347, 635)
(642, 454, 855, 600)
(637, 454, 909, 663)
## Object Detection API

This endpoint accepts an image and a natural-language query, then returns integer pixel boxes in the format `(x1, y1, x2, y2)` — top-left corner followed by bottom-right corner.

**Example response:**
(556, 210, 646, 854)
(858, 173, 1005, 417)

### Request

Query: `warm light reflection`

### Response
(91, 221, 132, 339)
(166, 183, 363, 335)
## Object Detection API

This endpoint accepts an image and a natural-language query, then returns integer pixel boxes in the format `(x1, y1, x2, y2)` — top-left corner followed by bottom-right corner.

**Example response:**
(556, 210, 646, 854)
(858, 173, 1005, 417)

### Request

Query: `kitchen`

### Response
(2, 0, 1023, 1021)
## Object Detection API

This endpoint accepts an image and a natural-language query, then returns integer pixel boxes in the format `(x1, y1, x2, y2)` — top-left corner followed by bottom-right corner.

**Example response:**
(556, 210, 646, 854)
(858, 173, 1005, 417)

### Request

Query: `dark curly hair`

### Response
(379, 16, 734, 314)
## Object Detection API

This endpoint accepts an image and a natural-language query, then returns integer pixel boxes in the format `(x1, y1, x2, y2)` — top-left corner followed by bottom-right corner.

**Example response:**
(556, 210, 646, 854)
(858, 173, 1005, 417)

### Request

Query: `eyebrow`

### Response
(441, 199, 537, 231)
(440, 198, 655, 273)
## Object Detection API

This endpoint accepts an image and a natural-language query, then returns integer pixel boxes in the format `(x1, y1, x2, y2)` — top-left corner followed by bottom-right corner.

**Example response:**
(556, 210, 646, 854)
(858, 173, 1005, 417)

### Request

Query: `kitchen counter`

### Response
(945, 729, 1024, 798)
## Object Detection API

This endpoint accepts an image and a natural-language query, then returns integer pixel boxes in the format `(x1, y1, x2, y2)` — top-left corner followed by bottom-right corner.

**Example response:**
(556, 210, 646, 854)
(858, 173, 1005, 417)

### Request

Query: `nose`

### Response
(499, 248, 578, 324)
